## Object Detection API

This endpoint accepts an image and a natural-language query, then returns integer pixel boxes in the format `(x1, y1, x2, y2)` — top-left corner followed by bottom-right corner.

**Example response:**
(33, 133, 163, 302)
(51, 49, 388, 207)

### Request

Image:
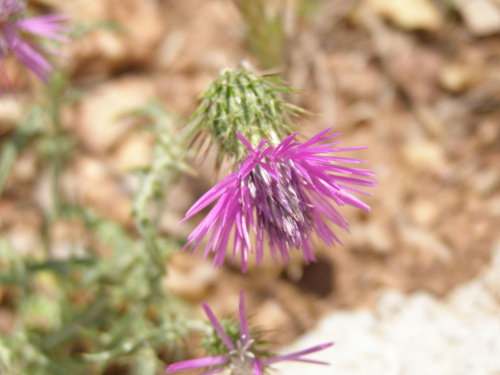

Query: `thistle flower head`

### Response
(186, 67, 304, 166)
(166, 290, 333, 375)
(0, 0, 68, 85)
(181, 128, 376, 272)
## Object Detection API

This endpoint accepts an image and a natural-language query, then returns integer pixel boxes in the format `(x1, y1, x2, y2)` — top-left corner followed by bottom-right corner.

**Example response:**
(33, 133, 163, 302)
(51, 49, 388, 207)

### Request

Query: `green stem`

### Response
(140, 225, 166, 278)
(50, 92, 63, 215)
(0, 143, 18, 197)
(41, 298, 108, 351)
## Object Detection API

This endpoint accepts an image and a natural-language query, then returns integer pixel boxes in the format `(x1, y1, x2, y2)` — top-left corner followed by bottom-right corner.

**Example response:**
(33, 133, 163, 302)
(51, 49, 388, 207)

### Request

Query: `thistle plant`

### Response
(0, 3, 377, 374)
(0, 0, 68, 87)
(0, 207, 191, 375)
(167, 290, 333, 375)
(181, 127, 376, 272)
(170, 65, 375, 371)
(182, 66, 376, 271)
(186, 66, 305, 166)
(0, 34, 189, 375)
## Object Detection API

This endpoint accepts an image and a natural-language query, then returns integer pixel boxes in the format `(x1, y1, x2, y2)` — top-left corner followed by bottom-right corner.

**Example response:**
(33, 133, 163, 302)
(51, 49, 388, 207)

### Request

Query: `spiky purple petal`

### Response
(253, 358, 263, 375)
(0, 0, 67, 84)
(166, 356, 228, 373)
(262, 342, 334, 366)
(238, 289, 250, 342)
(202, 301, 236, 351)
(14, 14, 70, 41)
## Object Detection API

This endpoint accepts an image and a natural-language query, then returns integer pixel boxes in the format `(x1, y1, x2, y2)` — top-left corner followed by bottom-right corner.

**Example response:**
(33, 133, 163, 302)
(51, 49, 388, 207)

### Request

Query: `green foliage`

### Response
(0, 79, 192, 374)
(201, 318, 240, 356)
(233, 0, 285, 69)
(299, 0, 322, 20)
(0, 208, 190, 375)
(0, 11, 312, 372)
(0, 105, 45, 197)
(129, 102, 191, 273)
(187, 67, 305, 166)
(69, 20, 125, 39)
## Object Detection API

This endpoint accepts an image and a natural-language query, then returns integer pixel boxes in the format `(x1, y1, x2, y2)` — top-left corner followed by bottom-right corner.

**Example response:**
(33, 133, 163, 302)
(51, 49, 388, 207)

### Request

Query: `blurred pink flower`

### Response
(0, 0, 68, 84)
(181, 128, 376, 272)
(167, 289, 333, 375)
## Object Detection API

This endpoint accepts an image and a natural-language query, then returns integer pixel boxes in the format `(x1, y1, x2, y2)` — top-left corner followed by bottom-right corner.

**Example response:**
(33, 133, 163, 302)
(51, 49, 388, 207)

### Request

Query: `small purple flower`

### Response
(167, 289, 333, 375)
(0, 0, 68, 84)
(181, 128, 376, 272)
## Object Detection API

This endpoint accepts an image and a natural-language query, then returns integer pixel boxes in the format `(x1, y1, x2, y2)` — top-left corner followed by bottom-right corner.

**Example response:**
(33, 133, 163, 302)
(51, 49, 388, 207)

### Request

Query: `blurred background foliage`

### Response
(0, 80, 192, 374)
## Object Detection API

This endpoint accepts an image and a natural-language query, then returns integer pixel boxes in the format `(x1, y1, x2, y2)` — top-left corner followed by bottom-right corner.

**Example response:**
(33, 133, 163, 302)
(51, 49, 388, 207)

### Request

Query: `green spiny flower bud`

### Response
(166, 290, 333, 375)
(186, 66, 305, 166)
(202, 319, 240, 356)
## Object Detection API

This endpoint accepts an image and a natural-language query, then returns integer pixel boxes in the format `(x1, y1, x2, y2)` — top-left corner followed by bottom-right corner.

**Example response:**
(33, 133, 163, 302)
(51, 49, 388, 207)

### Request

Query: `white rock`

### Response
(452, 0, 500, 36)
(275, 241, 500, 374)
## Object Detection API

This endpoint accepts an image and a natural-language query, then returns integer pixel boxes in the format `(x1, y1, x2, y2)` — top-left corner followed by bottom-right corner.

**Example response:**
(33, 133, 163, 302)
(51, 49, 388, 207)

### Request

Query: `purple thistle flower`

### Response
(166, 289, 333, 375)
(181, 128, 376, 272)
(0, 0, 68, 84)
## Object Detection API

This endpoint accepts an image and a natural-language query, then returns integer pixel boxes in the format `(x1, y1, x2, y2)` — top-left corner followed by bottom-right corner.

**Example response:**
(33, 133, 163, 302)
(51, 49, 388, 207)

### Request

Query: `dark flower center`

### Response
(246, 160, 314, 252)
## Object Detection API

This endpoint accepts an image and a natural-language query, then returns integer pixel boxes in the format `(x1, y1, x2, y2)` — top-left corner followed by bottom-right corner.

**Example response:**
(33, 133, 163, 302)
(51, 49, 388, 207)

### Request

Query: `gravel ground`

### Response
(276, 241, 500, 375)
